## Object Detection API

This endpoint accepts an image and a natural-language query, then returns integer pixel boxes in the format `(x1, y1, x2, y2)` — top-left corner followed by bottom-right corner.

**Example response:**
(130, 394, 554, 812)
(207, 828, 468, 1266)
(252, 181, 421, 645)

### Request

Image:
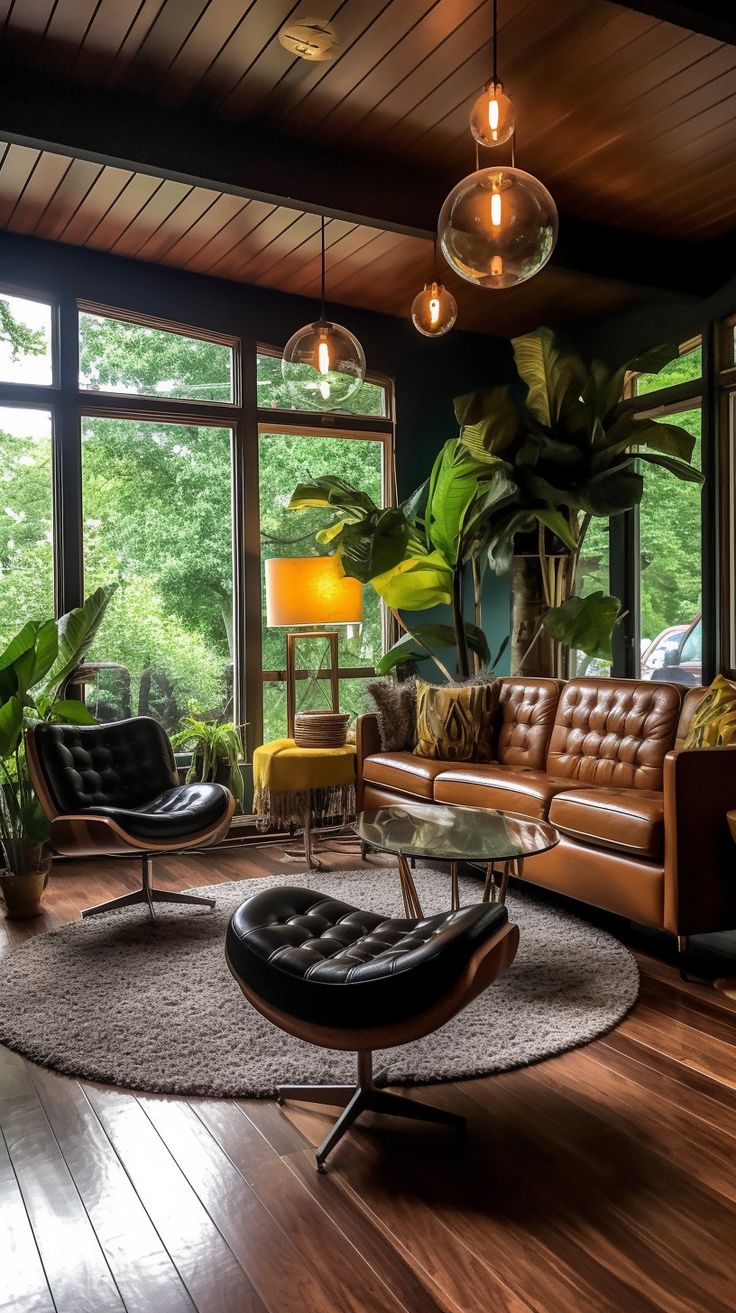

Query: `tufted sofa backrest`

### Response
(495, 678, 564, 769)
(31, 717, 179, 816)
(545, 678, 683, 790)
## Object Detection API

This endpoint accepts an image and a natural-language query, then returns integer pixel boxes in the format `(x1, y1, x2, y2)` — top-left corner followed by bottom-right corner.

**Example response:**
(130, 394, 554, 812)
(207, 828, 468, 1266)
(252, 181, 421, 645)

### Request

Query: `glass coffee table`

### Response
(354, 800, 558, 917)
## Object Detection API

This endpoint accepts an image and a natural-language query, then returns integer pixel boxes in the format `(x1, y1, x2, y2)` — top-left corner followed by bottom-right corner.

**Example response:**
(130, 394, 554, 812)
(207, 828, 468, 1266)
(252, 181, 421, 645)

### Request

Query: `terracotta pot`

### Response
(0, 841, 51, 919)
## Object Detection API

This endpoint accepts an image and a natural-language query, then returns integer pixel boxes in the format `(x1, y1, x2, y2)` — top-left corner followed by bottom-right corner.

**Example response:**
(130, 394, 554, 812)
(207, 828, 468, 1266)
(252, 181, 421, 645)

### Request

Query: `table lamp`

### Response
(265, 556, 363, 737)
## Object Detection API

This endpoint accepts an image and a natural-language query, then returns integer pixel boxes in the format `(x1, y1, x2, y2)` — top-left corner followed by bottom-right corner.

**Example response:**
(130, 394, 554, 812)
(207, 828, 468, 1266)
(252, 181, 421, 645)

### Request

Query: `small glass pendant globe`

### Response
(281, 319, 366, 410)
(469, 80, 515, 147)
(438, 165, 558, 289)
(411, 280, 458, 337)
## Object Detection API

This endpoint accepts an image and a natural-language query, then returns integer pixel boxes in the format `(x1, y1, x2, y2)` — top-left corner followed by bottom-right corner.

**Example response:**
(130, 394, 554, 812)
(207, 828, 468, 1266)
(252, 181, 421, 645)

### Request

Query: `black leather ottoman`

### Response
(226, 885, 519, 1170)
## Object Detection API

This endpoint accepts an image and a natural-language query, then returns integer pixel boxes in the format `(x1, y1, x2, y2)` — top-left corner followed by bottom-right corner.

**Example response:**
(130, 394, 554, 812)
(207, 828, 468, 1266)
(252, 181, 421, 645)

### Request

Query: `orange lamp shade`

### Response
(264, 556, 363, 627)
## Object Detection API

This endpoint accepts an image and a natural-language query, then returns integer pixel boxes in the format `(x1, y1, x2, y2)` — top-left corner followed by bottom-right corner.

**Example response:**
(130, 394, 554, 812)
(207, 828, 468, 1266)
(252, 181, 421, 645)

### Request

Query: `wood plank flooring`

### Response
(1, 845, 735, 1313)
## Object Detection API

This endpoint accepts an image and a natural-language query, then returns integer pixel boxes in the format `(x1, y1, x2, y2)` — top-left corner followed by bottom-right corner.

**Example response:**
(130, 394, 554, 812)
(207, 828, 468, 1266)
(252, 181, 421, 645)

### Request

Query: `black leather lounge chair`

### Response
(27, 716, 235, 920)
(226, 885, 519, 1170)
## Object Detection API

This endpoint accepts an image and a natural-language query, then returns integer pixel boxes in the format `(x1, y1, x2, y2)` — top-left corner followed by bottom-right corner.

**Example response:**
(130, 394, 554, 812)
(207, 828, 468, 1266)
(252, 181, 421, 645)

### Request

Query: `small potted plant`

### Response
(171, 715, 246, 813)
(0, 586, 115, 918)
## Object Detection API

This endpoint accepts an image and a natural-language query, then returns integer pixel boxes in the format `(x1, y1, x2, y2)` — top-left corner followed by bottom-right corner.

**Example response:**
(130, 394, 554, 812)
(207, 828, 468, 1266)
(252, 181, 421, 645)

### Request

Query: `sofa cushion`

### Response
(414, 678, 497, 761)
(433, 763, 583, 819)
(549, 787, 664, 860)
(362, 752, 451, 800)
(496, 677, 563, 769)
(546, 678, 682, 791)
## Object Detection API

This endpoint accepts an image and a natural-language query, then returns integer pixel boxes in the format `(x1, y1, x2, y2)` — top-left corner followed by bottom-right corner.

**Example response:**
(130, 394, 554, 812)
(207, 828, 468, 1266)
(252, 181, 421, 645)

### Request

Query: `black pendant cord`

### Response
(320, 215, 326, 322)
(492, 0, 498, 84)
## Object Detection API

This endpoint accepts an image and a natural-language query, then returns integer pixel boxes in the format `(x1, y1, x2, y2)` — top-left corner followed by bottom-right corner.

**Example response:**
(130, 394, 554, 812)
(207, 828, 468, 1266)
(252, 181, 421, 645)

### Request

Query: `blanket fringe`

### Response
(253, 783, 356, 831)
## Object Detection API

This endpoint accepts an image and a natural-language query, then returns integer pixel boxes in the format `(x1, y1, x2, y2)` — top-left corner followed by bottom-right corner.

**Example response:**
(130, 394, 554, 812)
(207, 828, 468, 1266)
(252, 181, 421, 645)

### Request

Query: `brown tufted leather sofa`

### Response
(356, 677, 736, 938)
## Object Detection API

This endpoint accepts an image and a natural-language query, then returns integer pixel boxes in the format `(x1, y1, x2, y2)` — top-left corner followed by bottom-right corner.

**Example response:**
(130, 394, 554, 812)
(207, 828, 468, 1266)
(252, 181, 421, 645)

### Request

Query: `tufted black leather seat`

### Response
(27, 716, 235, 921)
(226, 886, 509, 1030)
(31, 718, 230, 841)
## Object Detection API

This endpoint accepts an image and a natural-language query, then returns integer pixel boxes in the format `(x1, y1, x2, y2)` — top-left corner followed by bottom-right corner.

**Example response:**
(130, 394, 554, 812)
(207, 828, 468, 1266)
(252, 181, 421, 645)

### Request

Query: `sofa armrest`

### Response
(355, 714, 381, 811)
(663, 748, 736, 936)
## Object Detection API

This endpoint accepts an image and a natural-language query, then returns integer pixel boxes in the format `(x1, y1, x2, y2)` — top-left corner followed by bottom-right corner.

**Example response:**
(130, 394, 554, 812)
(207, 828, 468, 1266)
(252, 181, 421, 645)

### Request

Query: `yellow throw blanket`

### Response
(253, 739, 356, 827)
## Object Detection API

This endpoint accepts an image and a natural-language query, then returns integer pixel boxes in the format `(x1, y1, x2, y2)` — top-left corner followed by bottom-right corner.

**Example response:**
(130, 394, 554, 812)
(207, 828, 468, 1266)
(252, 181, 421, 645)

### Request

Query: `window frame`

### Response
(0, 284, 395, 754)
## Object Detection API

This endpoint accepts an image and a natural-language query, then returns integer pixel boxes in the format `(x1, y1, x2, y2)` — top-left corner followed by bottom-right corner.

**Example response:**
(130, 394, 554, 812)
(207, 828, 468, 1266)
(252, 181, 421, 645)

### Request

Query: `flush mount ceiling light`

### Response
(411, 241, 458, 337)
(438, 0, 558, 290)
(469, 0, 514, 147)
(278, 17, 341, 61)
(281, 216, 366, 410)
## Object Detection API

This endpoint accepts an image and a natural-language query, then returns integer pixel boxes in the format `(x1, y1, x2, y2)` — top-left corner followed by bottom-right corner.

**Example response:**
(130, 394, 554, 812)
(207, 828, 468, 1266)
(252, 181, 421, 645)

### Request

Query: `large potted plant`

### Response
(0, 586, 114, 918)
(171, 715, 246, 812)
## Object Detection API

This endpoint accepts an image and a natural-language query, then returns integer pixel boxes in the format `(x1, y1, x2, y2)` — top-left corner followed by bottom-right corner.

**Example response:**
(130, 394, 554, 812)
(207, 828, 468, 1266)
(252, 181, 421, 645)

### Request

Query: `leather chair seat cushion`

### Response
(433, 764, 584, 819)
(362, 752, 452, 800)
(549, 786, 665, 860)
(226, 886, 508, 1030)
(86, 782, 231, 841)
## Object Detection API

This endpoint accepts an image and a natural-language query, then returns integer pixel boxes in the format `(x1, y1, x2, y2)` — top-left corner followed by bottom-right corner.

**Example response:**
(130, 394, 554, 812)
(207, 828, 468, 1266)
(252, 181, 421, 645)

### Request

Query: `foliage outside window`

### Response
(79, 310, 235, 403)
(0, 407, 54, 648)
(0, 292, 53, 386)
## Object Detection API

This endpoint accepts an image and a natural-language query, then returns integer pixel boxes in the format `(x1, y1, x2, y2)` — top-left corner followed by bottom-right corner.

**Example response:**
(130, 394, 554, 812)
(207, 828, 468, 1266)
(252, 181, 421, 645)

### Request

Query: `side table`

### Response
(714, 809, 736, 1000)
(252, 738, 357, 870)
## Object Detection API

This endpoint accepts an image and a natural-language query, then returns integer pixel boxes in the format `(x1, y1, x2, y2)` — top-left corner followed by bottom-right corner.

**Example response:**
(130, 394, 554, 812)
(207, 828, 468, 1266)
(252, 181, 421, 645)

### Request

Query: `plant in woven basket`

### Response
(171, 715, 246, 812)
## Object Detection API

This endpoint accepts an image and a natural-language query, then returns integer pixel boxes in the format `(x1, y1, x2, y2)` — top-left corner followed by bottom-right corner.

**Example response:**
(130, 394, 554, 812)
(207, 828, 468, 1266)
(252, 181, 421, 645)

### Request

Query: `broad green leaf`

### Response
(370, 550, 453, 610)
(533, 509, 579, 552)
(542, 591, 621, 660)
(42, 584, 116, 701)
(591, 412, 696, 471)
(512, 328, 587, 428)
(288, 476, 377, 520)
(375, 621, 491, 675)
(337, 508, 410, 582)
(454, 385, 520, 459)
(463, 622, 491, 666)
(636, 451, 705, 484)
(48, 699, 99, 725)
(315, 519, 347, 545)
(576, 468, 643, 515)
(426, 441, 489, 565)
(0, 694, 24, 758)
(0, 621, 38, 702)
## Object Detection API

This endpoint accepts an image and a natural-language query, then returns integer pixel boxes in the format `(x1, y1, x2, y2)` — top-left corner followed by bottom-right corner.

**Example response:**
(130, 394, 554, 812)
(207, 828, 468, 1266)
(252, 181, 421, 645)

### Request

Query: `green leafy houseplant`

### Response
(171, 716, 246, 812)
(287, 328, 702, 680)
(0, 586, 115, 916)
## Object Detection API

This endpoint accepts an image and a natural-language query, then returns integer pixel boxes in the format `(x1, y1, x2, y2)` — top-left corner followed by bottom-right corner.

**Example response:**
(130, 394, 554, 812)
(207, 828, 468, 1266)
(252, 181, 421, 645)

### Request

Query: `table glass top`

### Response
(354, 801, 558, 862)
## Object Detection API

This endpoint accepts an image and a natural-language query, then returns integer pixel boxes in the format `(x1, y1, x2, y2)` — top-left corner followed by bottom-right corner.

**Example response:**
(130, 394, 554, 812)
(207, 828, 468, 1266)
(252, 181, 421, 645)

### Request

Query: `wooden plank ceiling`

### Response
(0, 0, 733, 332)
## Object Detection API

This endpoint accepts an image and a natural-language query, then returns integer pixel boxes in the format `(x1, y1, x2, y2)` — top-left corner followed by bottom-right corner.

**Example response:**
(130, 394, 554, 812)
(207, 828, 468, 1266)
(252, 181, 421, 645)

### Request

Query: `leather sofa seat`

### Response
(362, 751, 451, 800)
(549, 786, 665, 861)
(434, 763, 584, 819)
(226, 885, 509, 1030)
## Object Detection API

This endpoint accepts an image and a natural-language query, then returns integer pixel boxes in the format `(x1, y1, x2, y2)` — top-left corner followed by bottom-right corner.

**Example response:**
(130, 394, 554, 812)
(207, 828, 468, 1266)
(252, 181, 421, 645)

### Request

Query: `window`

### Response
(0, 406, 54, 646)
(81, 417, 235, 733)
(0, 292, 53, 386)
(259, 428, 387, 741)
(257, 350, 388, 417)
(634, 342, 702, 398)
(79, 308, 235, 403)
(573, 517, 611, 676)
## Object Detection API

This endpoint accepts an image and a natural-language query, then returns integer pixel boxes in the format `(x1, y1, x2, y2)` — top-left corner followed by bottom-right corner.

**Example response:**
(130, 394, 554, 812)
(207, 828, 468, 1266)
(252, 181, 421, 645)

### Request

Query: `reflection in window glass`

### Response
(635, 344, 701, 397)
(257, 351, 387, 417)
(0, 294, 53, 386)
(259, 430, 384, 743)
(79, 312, 234, 403)
(0, 408, 53, 647)
(81, 417, 234, 733)
(639, 408, 702, 684)
(574, 517, 611, 676)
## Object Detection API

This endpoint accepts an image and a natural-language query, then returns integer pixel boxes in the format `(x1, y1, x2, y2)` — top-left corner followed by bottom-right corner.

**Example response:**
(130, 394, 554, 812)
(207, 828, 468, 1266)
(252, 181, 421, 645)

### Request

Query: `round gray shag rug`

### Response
(0, 868, 639, 1096)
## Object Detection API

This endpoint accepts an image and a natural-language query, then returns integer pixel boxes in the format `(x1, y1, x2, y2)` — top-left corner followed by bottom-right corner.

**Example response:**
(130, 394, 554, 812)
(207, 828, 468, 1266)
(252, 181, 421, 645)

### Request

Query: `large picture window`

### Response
(0, 405, 54, 646)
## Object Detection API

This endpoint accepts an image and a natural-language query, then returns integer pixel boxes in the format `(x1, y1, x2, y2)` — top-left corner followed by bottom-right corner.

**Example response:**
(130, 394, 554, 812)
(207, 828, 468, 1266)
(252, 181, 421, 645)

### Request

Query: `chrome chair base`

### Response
(82, 854, 216, 921)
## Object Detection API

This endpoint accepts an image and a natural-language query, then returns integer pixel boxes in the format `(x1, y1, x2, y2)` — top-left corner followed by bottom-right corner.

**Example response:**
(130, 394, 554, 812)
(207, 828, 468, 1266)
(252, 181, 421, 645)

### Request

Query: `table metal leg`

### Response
(397, 852, 424, 918)
(450, 861, 460, 911)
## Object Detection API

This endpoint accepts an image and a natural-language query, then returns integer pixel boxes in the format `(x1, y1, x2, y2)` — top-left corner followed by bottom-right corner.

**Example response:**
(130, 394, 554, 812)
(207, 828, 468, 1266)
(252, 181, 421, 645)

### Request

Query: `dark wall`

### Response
(581, 278, 736, 364)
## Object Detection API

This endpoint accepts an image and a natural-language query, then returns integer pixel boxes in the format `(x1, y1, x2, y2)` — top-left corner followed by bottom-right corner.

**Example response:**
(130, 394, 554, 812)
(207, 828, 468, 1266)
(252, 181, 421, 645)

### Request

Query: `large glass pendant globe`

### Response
(411, 280, 458, 337)
(438, 166, 558, 289)
(281, 319, 366, 410)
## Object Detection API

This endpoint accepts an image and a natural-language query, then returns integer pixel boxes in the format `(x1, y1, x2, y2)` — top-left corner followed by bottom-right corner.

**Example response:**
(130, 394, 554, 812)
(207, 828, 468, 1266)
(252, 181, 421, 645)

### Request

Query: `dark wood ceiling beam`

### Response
(0, 51, 724, 298)
(613, 1, 736, 44)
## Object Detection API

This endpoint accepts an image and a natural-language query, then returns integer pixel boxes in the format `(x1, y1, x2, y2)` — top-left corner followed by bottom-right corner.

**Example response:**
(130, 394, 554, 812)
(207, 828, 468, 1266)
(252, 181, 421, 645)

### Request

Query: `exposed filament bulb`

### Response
(319, 378, 331, 400)
(491, 190, 503, 227)
(488, 96, 500, 137)
(317, 333, 330, 374)
(429, 283, 441, 325)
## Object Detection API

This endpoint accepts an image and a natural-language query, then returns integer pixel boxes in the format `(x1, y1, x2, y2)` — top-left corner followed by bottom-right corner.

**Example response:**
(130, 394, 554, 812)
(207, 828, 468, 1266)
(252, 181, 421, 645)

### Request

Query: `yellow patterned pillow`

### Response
(682, 675, 736, 749)
(413, 678, 498, 761)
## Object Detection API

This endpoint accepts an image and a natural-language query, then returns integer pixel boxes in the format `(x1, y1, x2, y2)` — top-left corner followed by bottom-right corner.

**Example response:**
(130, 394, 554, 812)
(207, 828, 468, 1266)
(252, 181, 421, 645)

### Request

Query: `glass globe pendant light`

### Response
(438, 162, 558, 289)
(281, 215, 366, 410)
(469, 0, 514, 147)
(411, 241, 458, 336)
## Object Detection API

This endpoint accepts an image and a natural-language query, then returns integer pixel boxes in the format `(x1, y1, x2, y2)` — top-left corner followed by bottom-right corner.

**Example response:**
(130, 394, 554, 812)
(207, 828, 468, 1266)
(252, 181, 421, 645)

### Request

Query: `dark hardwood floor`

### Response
(2, 845, 735, 1313)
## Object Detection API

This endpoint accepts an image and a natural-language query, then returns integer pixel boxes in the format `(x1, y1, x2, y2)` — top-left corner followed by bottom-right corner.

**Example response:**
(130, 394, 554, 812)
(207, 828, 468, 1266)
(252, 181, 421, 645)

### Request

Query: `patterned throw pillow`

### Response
(682, 675, 736, 749)
(367, 677, 417, 752)
(413, 678, 498, 762)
